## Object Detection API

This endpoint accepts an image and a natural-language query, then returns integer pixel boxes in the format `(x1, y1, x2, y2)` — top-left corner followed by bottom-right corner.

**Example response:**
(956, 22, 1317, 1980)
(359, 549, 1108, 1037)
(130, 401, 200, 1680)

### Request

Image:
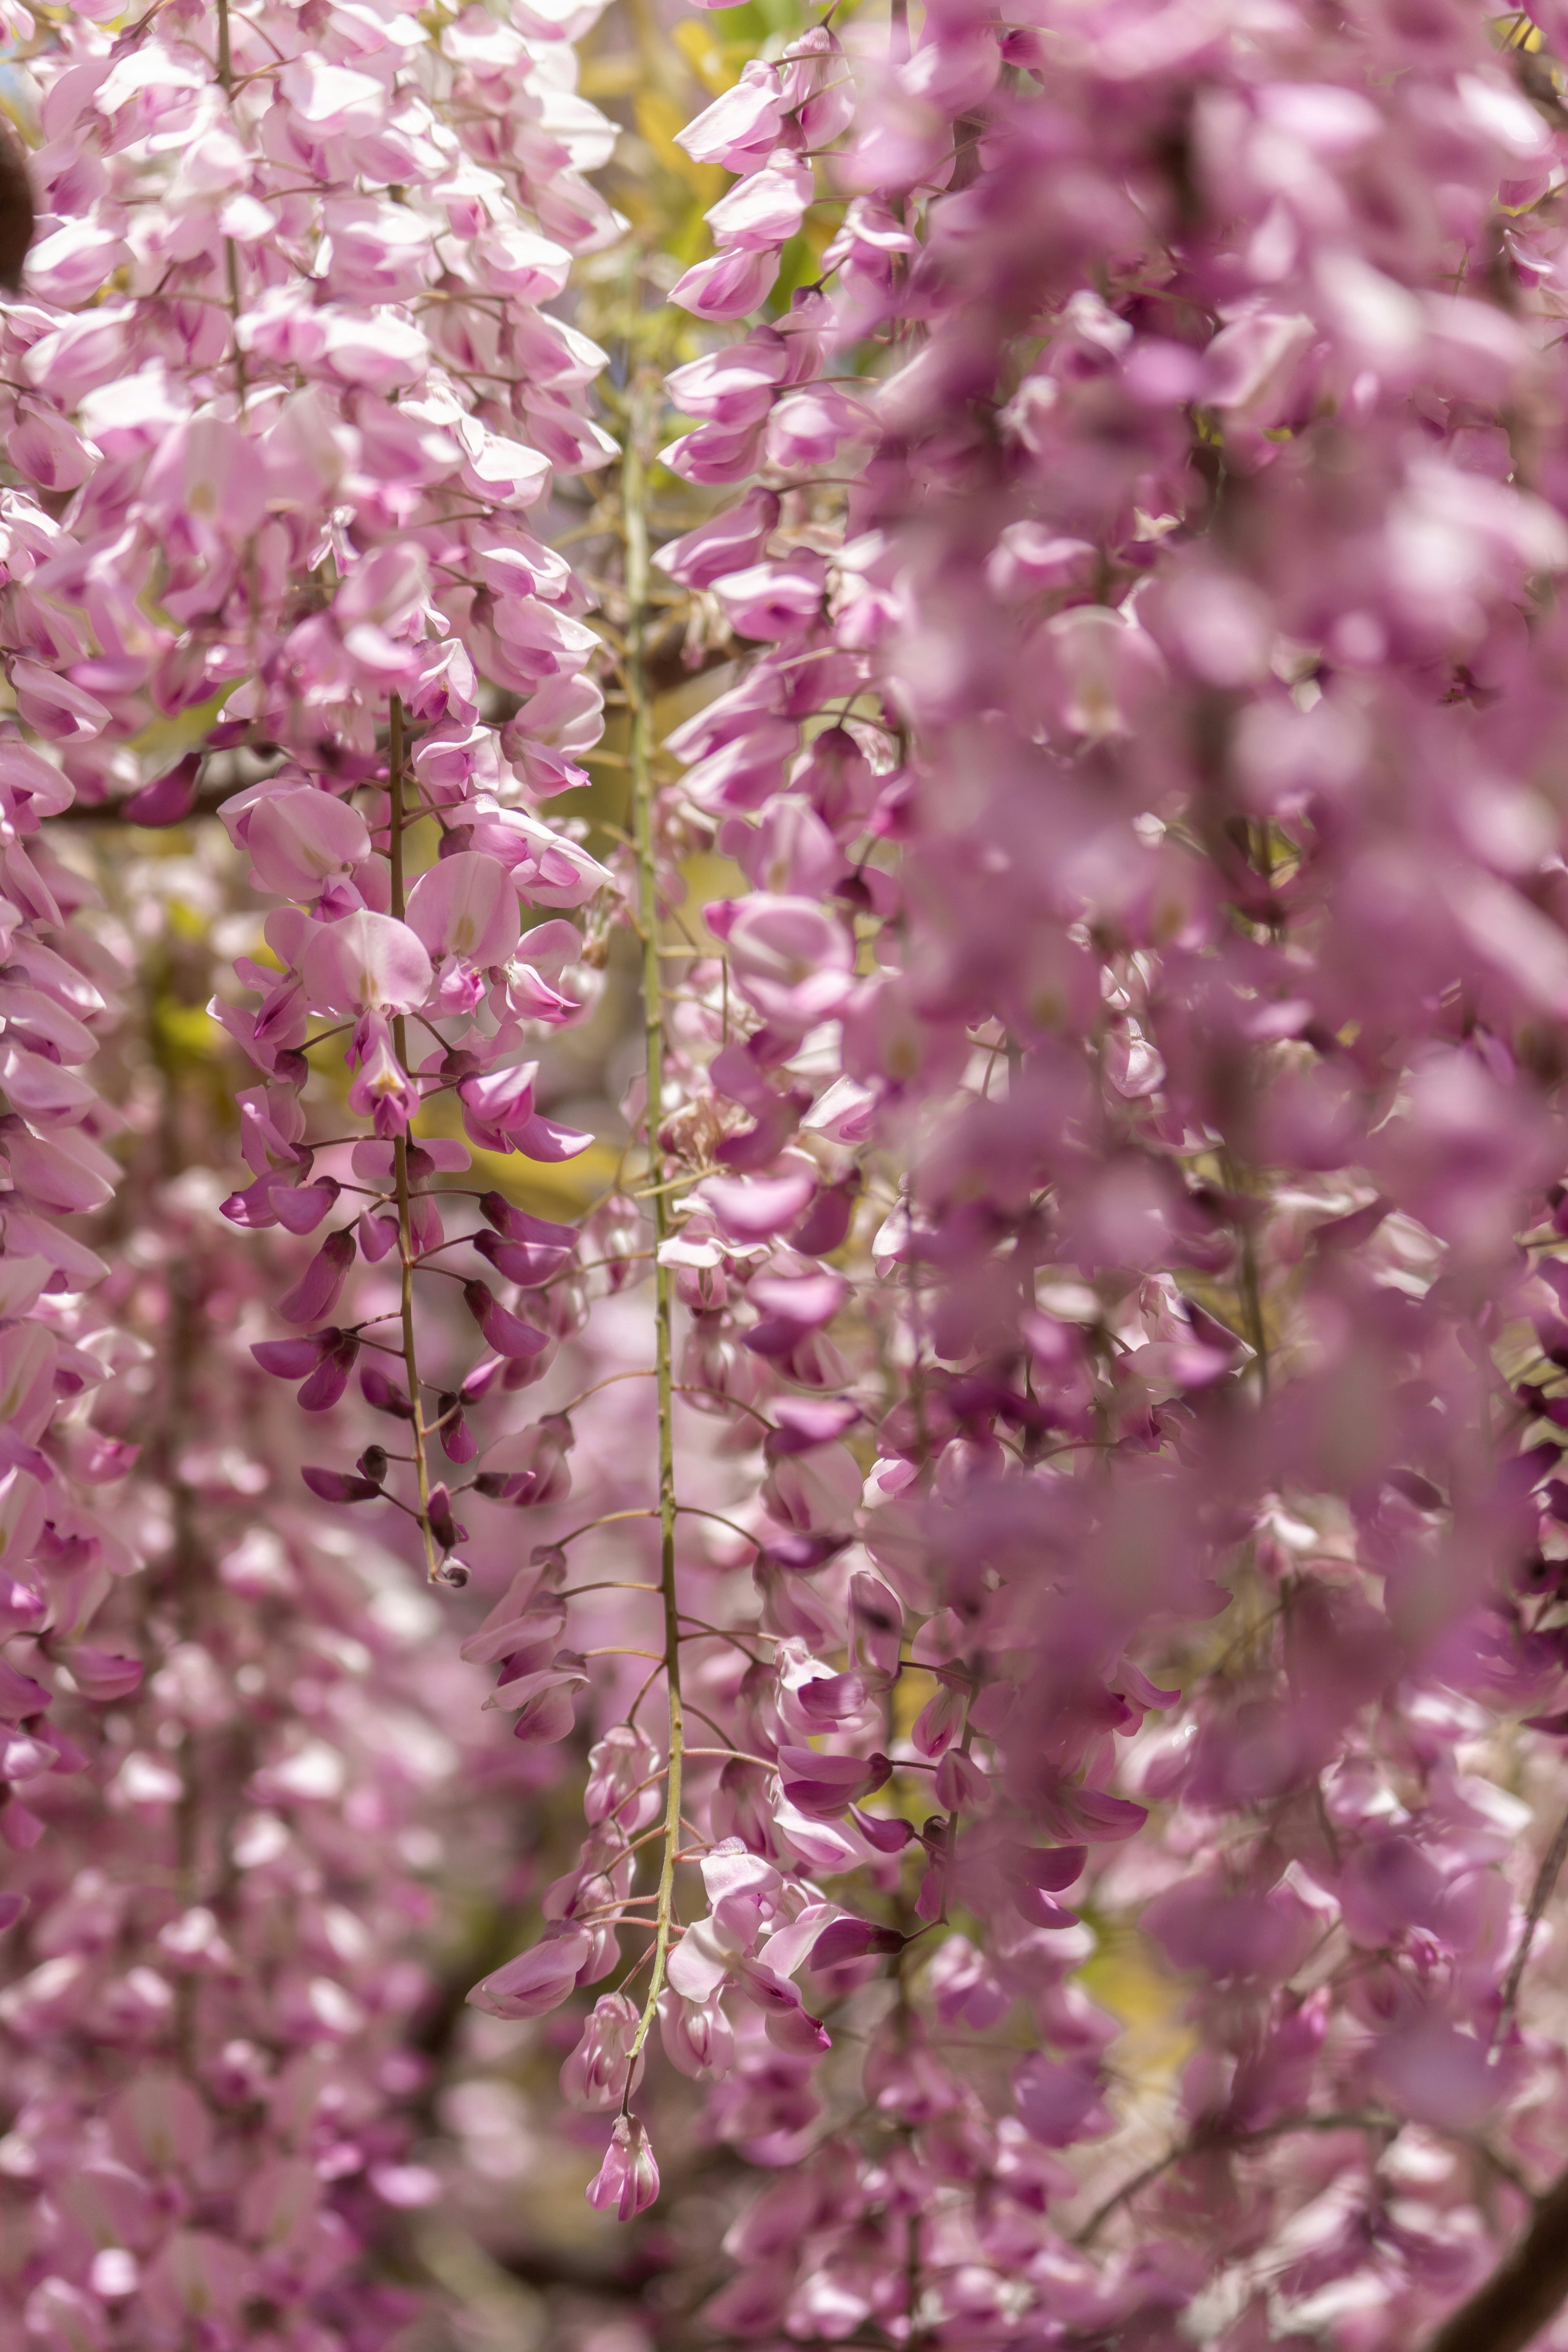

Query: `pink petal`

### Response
(301, 911, 433, 1015)
(406, 850, 520, 967)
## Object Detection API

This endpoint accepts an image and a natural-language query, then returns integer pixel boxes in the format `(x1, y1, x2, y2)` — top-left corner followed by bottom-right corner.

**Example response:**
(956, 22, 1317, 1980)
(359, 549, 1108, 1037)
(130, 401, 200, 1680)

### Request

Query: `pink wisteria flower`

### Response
(10, 0, 1568, 2345)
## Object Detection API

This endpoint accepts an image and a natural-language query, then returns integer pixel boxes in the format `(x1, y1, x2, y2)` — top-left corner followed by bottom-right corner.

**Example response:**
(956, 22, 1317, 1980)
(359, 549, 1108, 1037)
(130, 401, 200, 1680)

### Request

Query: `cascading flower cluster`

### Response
(0, 0, 633, 2341)
(0, 687, 143, 1882)
(0, 1153, 467, 2348)
(0, 0, 630, 1599)
(443, 2, 1568, 2346)
(12, 0, 1568, 2346)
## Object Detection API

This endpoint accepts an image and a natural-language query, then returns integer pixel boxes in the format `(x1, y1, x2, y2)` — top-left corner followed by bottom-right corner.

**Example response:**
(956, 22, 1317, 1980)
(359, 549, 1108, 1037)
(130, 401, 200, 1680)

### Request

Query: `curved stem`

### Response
(1491, 1800, 1568, 2055)
(675, 1502, 765, 1552)
(684, 1744, 780, 1772)
(556, 1506, 660, 1550)
(1076, 2109, 1398, 2248)
(1422, 2157, 1568, 2352)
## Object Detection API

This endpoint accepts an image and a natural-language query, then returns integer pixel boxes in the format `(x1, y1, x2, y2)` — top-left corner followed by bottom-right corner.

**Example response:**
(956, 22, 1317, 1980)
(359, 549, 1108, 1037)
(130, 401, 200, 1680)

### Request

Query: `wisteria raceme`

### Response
(14, 0, 1568, 2347)
(0, 1160, 454, 2352)
(0, 0, 632, 1583)
(0, 709, 140, 1879)
(460, 0, 1568, 2344)
(0, 828, 586, 2344)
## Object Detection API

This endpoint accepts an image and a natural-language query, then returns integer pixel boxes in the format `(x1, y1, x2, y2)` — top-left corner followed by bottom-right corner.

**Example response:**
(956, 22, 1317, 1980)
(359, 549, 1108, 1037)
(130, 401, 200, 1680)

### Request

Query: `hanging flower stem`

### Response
(388, 692, 440, 1583)
(623, 374, 684, 2078)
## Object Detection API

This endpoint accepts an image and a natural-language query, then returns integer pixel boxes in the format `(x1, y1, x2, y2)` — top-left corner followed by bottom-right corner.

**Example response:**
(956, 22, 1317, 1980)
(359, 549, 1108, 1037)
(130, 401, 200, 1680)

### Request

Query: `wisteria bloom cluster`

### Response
(10, 0, 1568, 2345)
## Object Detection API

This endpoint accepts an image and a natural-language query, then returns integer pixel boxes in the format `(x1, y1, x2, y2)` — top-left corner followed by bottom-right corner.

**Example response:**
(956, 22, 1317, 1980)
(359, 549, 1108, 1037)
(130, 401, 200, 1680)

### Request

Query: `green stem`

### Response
(387, 693, 440, 1583)
(624, 376, 684, 2078)
(1491, 1801, 1568, 2055)
(225, 236, 249, 412)
(152, 974, 202, 2068)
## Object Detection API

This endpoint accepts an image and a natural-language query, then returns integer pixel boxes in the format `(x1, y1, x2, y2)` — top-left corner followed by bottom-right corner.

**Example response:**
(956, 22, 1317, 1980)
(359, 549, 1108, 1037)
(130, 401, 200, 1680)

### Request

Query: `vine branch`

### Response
(1491, 1800, 1568, 2054)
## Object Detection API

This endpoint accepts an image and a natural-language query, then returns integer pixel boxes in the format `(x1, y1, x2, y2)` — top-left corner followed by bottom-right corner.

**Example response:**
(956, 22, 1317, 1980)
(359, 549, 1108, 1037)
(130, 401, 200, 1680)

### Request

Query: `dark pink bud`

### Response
(1003, 1844, 1088, 1893)
(359, 1209, 399, 1262)
(468, 1927, 592, 2020)
(437, 1394, 476, 1461)
(303, 1466, 383, 1503)
(360, 1363, 415, 1419)
(221, 1174, 281, 1229)
(809, 1917, 905, 1969)
(850, 1805, 916, 1853)
(778, 1744, 891, 1819)
(479, 1192, 577, 1261)
(1014, 1888, 1081, 1930)
(461, 1355, 507, 1405)
(297, 1333, 359, 1412)
(276, 1227, 356, 1325)
(122, 753, 200, 826)
(764, 2000, 831, 2057)
(463, 1280, 548, 1360)
(271, 1178, 341, 1235)
(474, 1226, 572, 1287)
(791, 1176, 859, 1256)
(426, 1483, 464, 1551)
(253, 1334, 332, 1379)
(503, 1346, 555, 1390)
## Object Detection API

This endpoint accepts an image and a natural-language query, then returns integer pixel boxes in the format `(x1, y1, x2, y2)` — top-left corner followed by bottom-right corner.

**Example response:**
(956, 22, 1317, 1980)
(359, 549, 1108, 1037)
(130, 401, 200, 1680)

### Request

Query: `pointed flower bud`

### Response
(561, 1993, 645, 2112)
(275, 1227, 356, 1327)
(586, 2116, 659, 2221)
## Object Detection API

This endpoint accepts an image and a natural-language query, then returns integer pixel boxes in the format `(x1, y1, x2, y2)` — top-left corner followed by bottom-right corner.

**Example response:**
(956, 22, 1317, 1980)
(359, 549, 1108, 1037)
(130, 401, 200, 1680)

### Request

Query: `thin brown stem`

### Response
(387, 695, 439, 1583)
(1075, 2110, 1397, 2247)
(1492, 1800, 1568, 2054)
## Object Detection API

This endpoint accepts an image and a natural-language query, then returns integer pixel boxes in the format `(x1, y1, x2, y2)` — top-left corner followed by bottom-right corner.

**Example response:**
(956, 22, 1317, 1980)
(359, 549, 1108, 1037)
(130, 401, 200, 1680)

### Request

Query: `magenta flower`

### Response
(274, 1228, 356, 1327)
(243, 789, 374, 910)
(468, 1930, 593, 2022)
(560, 1993, 645, 2111)
(586, 2116, 659, 2221)
(669, 246, 782, 323)
(457, 1062, 593, 1160)
(300, 910, 433, 1020)
(405, 851, 520, 1011)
